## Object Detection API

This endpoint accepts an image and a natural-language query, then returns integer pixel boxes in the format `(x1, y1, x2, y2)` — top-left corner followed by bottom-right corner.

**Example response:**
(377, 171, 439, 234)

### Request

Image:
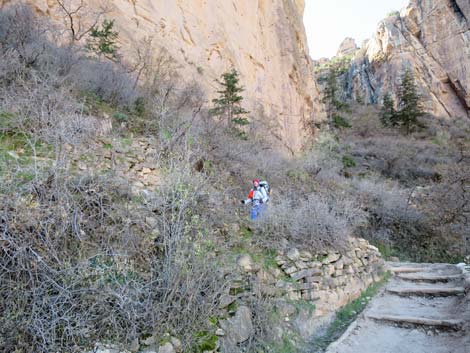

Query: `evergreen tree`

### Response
(210, 69, 249, 129)
(380, 92, 397, 127)
(396, 68, 425, 134)
(322, 69, 338, 117)
(86, 19, 119, 60)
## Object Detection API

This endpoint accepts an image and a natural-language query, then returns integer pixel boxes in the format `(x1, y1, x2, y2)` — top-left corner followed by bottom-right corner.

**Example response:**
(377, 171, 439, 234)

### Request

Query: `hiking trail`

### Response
(326, 262, 470, 353)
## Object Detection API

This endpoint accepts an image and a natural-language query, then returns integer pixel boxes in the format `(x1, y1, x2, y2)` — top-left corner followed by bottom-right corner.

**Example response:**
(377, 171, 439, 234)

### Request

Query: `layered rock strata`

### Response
(17, 0, 323, 151)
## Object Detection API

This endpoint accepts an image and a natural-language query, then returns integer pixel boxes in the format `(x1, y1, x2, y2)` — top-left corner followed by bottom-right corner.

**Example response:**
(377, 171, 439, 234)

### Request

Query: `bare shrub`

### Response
(0, 4, 230, 353)
(302, 131, 344, 184)
(418, 163, 470, 259)
(128, 46, 206, 146)
(0, 4, 54, 66)
(256, 191, 365, 251)
(0, 164, 224, 352)
(71, 58, 137, 106)
(3, 78, 95, 138)
(142, 163, 225, 342)
(352, 178, 419, 224)
(55, 0, 112, 45)
(350, 176, 462, 262)
(346, 136, 446, 184)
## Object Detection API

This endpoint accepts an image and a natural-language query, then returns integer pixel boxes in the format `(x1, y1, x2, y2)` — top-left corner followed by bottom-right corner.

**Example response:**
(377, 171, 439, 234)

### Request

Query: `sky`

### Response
(304, 0, 410, 59)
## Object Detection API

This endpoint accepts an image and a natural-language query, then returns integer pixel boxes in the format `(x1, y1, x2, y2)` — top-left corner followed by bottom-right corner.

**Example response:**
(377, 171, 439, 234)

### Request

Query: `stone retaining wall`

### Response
(274, 237, 384, 316)
(217, 237, 386, 347)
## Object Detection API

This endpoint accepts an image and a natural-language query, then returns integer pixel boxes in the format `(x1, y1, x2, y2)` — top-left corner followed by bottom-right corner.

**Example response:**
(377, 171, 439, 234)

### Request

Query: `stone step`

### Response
(388, 267, 428, 274)
(386, 286, 465, 297)
(366, 314, 464, 330)
(396, 273, 462, 282)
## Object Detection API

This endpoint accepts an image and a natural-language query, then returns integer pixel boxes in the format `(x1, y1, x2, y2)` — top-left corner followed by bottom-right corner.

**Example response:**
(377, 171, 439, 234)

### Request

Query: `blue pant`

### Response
(250, 204, 266, 220)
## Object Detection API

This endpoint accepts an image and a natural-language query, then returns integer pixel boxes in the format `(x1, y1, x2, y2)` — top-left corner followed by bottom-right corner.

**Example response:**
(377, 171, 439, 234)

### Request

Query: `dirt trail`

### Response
(326, 262, 470, 353)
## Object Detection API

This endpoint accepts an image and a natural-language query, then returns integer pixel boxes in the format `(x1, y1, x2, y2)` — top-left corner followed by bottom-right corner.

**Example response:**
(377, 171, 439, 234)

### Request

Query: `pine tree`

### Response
(322, 69, 338, 117)
(86, 19, 119, 60)
(380, 92, 397, 127)
(396, 68, 425, 134)
(210, 69, 249, 129)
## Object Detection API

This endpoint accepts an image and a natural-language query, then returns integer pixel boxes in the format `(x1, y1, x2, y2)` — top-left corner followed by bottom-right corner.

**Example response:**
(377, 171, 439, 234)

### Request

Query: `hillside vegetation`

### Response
(316, 55, 469, 263)
(0, 4, 468, 353)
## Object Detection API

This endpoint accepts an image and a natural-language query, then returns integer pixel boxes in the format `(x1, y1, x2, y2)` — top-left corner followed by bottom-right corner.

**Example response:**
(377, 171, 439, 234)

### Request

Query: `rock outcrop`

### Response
(331, 0, 470, 118)
(17, 0, 323, 152)
(336, 37, 358, 57)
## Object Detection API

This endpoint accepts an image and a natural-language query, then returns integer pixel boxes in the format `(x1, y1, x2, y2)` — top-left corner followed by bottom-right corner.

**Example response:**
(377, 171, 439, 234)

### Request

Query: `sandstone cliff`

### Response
(17, 0, 321, 152)
(331, 0, 470, 118)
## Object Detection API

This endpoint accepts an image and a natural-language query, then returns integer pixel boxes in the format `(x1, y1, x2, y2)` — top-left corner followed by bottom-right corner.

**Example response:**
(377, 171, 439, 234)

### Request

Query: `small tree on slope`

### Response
(86, 19, 119, 60)
(209, 69, 249, 131)
(380, 92, 397, 127)
(396, 68, 425, 134)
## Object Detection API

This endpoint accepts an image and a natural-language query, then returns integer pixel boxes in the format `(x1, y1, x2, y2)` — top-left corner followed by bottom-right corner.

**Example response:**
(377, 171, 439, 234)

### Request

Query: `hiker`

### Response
(241, 178, 269, 220)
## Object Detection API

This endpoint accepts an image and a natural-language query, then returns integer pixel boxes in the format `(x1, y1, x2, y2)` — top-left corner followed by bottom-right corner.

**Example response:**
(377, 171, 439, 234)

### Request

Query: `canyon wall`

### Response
(334, 0, 470, 118)
(12, 0, 323, 152)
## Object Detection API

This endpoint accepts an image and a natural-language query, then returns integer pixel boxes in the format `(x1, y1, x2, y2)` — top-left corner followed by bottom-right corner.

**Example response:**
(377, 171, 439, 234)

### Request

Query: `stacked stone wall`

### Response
(274, 238, 384, 316)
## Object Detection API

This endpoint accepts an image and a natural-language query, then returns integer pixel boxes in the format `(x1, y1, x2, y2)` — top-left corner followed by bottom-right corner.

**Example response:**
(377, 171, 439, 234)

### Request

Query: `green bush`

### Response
(387, 10, 400, 17)
(113, 112, 128, 122)
(133, 97, 146, 117)
(332, 114, 352, 129)
(194, 331, 217, 352)
(86, 19, 119, 59)
(342, 155, 356, 168)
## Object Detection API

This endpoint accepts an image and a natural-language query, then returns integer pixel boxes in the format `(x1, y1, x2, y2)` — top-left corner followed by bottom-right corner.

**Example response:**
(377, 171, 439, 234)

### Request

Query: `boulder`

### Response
(306, 261, 322, 269)
(220, 306, 254, 344)
(286, 248, 301, 261)
(158, 343, 175, 353)
(334, 259, 344, 270)
(236, 254, 254, 272)
(218, 294, 235, 309)
(170, 337, 182, 353)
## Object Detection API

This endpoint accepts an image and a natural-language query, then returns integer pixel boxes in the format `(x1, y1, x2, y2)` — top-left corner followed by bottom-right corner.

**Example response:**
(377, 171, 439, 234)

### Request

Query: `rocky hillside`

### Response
(15, 0, 324, 152)
(318, 0, 470, 118)
(0, 2, 468, 352)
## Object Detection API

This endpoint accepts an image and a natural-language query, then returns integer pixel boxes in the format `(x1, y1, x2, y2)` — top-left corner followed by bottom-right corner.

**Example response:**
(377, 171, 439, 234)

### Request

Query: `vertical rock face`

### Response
(342, 0, 470, 118)
(20, 0, 322, 152)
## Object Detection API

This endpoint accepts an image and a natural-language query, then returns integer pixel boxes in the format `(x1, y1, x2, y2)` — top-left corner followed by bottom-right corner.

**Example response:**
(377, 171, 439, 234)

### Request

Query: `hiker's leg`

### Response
(258, 204, 266, 217)
(250, 205, 259, 220)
